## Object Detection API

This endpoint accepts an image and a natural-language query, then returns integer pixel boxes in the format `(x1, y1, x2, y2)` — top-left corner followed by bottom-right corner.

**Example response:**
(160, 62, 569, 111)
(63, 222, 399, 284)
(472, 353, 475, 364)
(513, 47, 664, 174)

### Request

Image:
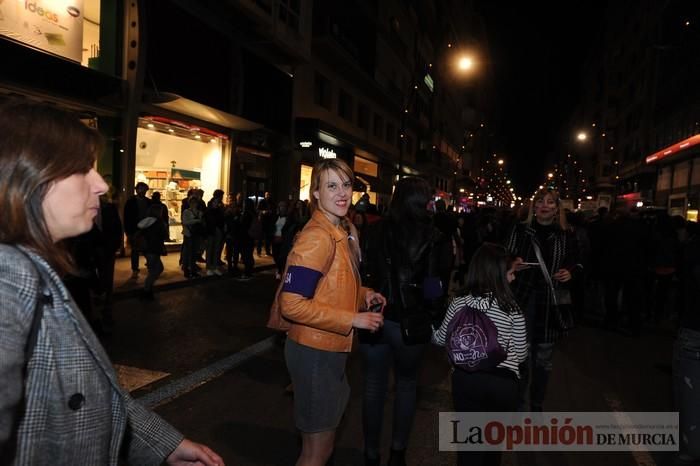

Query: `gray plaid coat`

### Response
(0, 245, 183, 465)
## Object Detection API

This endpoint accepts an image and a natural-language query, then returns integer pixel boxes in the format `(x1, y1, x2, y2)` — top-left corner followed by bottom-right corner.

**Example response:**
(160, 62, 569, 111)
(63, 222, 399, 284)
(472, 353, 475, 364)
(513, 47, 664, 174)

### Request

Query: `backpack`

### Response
(445, 304, 506, 371)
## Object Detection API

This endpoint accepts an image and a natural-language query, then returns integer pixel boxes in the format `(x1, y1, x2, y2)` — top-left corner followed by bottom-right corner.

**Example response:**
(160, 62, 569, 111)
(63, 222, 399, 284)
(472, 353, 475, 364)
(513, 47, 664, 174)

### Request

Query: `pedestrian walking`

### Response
(123, 181, 150, 278)
(137, 204, 168, 299)
(0, 99, 223, 465)
(433, 243, 528, 466)
(277, 158, 386, 466)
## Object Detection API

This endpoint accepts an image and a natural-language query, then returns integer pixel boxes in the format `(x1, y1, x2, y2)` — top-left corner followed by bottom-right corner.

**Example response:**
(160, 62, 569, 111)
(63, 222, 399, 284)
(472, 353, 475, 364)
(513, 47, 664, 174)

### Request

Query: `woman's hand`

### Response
(552, 268, 572, 282)
(166, 439, 224, 466)
(513, 256, 529, 272)
(364, 291, 387, 312)
(353, 312, 384, 332)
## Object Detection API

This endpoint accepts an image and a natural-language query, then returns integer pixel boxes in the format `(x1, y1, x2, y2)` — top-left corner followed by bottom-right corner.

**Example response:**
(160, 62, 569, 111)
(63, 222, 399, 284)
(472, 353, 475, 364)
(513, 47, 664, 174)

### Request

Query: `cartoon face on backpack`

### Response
(449, 323, 488, 368)
(446, 305, 506, 372)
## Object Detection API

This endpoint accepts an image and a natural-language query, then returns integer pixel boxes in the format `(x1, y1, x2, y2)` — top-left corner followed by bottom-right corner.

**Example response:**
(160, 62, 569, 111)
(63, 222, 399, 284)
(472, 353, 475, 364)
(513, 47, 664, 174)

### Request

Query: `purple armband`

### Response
(282, 265, 323, 298)
(423, 276, 443, 299)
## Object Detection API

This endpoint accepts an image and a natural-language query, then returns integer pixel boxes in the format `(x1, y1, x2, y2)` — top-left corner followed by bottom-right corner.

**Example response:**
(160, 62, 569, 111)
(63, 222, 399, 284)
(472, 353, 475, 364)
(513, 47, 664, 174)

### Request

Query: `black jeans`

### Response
(144, 253, 164, 292)
(452, 368, 519, 466)
(359, 320, 425, 459)
(518, 293, 556, 412)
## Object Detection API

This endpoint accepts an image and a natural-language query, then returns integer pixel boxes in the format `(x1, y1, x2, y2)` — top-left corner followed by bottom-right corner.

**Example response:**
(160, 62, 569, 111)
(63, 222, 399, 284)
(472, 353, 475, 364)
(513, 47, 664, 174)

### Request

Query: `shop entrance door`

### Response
(246, 177, 267, 205)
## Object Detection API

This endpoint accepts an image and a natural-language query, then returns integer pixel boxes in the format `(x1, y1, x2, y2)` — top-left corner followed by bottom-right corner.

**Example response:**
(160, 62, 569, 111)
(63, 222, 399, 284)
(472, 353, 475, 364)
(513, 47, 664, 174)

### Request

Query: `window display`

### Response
(136, 117, 228, 243)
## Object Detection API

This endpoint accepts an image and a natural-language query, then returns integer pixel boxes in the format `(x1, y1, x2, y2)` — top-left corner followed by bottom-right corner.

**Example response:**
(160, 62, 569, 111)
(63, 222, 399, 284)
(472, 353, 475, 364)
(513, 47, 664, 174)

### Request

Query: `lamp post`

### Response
(397, 44, 478, 187)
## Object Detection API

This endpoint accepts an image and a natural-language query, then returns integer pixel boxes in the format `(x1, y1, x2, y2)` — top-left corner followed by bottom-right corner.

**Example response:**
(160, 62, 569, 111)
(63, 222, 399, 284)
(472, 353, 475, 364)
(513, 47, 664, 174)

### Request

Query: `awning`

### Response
(148, 92, 263, 132)
(646, 134, 700, 164)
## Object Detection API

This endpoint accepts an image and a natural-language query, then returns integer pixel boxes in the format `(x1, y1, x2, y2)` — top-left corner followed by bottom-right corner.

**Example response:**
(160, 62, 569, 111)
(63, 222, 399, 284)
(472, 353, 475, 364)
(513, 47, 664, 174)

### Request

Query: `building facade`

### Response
(570, 0, 699, 219)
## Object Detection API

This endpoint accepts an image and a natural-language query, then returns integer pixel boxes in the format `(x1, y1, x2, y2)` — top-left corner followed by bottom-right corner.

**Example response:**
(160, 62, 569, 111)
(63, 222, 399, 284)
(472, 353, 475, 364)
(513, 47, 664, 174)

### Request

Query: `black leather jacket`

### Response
(361, 218, 448, 325)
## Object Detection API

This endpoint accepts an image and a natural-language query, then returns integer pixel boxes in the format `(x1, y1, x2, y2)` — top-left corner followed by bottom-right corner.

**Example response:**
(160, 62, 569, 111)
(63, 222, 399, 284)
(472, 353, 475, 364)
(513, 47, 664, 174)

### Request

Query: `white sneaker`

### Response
(214, 269, 224, 276)
(206, 269, 217, 276)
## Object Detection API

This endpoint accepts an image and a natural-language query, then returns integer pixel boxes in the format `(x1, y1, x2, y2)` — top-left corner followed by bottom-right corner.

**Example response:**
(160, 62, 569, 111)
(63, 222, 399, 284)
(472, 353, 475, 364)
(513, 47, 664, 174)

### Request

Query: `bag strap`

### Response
(14, 247, 47, 364)
(25, 287, 46, 363)
(531, 239, 559, 307)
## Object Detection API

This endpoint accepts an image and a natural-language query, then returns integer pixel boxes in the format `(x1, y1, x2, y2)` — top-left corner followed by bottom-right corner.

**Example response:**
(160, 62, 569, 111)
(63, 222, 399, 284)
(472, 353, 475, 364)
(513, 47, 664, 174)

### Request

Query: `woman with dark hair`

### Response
(359, 176, 448, 466)
(277, 158, 386, 466)
(505, 188, 581, 411)
(433, 243, 528, 466)
(0, 100, 223, 464)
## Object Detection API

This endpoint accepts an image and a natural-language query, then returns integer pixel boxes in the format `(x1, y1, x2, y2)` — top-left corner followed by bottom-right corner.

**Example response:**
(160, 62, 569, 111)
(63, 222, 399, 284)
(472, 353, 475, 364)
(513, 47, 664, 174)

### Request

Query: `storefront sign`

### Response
(646, 133, 700, 164)
(318, 147, 336, 159)
(0, 0, 84, 62)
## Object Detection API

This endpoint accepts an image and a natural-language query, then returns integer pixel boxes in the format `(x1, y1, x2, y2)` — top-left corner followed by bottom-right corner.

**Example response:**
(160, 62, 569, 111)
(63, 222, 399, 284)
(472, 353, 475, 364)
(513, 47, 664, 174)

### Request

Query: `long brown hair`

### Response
(0, 99, 103, 273)
(309, 158, 360, 273)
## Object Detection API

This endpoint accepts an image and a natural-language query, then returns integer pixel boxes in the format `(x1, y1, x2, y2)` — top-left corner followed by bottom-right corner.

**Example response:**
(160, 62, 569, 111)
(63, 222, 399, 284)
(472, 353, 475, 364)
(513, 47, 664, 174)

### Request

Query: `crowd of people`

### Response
(274, 159, 699, 466)
(124, 183, 313, 288)
(2, 99, 698, 466)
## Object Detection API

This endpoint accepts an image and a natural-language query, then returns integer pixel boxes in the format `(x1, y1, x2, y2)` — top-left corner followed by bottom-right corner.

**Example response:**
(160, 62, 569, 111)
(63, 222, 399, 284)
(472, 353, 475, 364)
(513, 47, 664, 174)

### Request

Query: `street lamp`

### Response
(457, 55, 474, 71)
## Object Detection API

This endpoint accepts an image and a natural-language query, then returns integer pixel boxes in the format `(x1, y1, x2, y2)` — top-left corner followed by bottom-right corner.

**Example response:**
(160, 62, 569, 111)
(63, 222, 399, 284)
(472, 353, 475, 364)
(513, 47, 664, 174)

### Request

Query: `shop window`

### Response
(693, 159, 700, 186)
(135, 118, 227, 244)
(673, 162, 690, 189)
(657, 166, 672, 191)
(374, 114, 384, 139)
(0, 0, 121, 75)
(314, 73, 332, 109)
(338, 89, 353, 121)
(299, 164, 313, 201)
(354, 156, 378, 177)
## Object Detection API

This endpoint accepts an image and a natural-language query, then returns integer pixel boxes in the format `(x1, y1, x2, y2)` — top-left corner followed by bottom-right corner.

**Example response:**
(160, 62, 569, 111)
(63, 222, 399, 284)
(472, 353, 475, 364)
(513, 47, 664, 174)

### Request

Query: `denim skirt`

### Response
(284, 338, 350, 433)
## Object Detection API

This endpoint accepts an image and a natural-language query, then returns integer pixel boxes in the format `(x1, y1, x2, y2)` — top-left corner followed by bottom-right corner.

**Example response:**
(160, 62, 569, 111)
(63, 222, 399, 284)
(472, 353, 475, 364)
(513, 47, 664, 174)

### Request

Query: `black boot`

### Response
(387, 449, 406, 466)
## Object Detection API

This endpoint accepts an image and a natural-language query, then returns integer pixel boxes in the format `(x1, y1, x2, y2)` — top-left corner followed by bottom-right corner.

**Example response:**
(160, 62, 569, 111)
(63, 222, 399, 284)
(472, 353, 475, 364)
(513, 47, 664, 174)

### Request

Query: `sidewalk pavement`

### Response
(112, 250, 276, 298)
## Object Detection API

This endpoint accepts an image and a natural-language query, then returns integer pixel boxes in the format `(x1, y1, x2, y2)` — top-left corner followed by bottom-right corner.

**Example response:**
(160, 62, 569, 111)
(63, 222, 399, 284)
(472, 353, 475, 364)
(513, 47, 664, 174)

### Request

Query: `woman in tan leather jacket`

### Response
(280, 158, 386, 466)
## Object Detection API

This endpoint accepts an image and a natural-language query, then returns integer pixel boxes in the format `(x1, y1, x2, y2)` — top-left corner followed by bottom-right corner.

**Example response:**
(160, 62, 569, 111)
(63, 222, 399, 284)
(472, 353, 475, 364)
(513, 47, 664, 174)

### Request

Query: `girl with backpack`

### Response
(433, 242, 528, 466)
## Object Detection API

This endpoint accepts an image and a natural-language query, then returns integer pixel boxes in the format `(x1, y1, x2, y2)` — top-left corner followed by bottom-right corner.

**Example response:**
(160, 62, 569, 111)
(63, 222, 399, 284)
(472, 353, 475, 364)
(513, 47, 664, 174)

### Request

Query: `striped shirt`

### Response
(433, 294, 529, 378)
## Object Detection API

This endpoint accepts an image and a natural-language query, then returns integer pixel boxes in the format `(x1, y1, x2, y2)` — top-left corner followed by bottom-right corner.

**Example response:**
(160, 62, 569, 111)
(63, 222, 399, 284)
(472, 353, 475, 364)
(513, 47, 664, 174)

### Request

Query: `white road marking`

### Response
(603, 393, 658, 466)
(136, 336, 277, 408)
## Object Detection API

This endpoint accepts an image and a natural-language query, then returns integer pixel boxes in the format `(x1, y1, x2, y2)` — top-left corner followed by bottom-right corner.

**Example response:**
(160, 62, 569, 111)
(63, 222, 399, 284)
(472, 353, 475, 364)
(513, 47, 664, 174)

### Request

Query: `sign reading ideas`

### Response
(0, 0, 84, 62)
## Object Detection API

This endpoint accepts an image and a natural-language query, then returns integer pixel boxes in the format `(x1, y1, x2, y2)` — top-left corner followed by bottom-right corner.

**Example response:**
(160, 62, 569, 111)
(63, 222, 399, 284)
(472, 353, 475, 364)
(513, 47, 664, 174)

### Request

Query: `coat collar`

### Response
(311, 209, 347, 242)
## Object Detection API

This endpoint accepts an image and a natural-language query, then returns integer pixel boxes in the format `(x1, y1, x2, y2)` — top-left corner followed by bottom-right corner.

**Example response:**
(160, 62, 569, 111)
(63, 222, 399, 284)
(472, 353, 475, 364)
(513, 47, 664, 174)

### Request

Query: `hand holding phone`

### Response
(369, 302, 383, 313)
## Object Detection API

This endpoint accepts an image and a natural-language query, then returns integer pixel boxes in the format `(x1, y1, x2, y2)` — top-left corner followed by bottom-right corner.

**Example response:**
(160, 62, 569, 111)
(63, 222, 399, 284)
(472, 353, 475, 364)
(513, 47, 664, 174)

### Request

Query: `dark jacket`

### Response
(123, 195, 150, 236)
(506, 221, 581, 344)
(361, 218, 447, 325)
(136, 217, 167, 255)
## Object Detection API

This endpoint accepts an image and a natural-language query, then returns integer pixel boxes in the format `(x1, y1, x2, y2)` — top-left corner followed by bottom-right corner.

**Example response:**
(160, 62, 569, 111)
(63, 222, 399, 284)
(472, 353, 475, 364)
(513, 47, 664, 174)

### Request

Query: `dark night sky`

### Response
(476, 2, 608, 195)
